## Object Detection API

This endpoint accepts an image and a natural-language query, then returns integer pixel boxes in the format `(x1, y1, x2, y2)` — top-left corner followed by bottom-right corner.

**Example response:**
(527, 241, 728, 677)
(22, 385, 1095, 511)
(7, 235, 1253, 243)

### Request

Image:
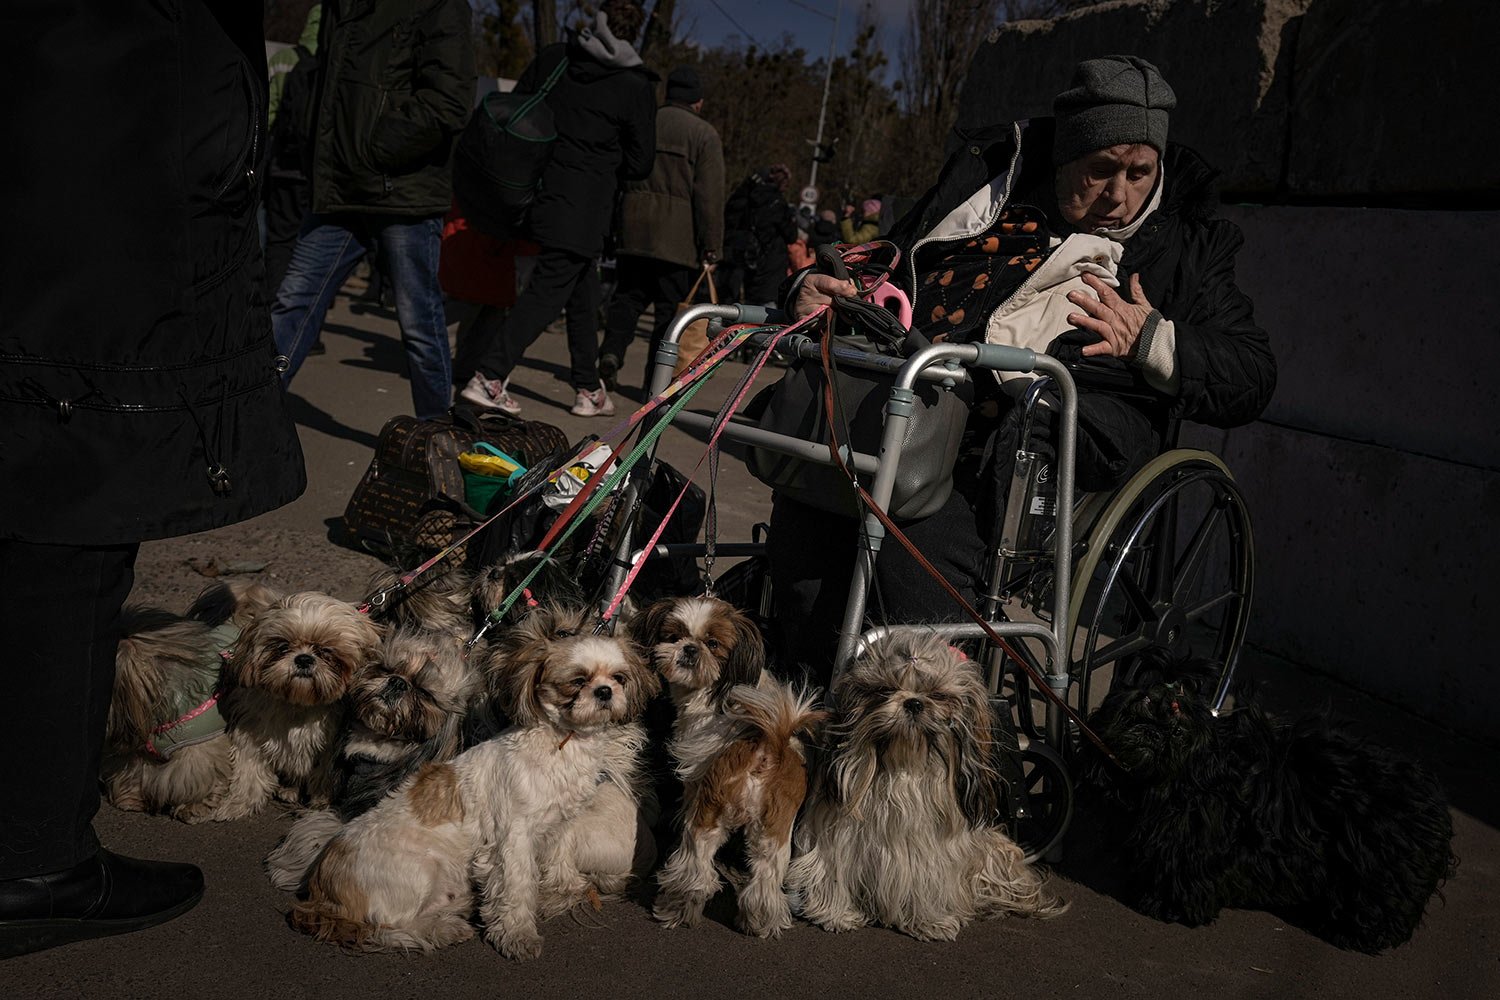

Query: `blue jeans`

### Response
(272, 214, 451, 420)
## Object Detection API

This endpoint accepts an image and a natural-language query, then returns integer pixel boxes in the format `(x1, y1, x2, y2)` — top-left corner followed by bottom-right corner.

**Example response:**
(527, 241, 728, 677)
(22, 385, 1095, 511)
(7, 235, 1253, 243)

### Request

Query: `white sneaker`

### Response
(570, 384, 615, 418)
(459, 372, 521, 416)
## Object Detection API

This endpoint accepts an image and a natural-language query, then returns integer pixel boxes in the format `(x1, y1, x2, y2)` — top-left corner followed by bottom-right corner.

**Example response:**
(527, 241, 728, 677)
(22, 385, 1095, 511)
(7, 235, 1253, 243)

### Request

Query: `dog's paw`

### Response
(738, 900, 795, 938)
(653, 893, 704, 929)
(902, 916, 963, 942)
(489, 926, 544, 962)
(173, 800, 220, 825)
(813, 908, 867, 933)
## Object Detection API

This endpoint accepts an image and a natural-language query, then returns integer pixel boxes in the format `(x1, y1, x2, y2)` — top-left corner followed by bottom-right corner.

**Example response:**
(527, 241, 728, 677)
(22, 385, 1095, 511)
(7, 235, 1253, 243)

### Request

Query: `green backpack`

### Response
(453, 53, 569, 239)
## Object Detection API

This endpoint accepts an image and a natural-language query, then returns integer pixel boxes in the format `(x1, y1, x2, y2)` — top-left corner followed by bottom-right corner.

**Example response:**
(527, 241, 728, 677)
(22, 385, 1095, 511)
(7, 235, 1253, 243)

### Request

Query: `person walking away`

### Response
(596, 66, 725, 392)
(721, 163, 798, 305)
(271, 0, 475, 421)
(459, 1, 656, 419)
(0, 0, 306, 956)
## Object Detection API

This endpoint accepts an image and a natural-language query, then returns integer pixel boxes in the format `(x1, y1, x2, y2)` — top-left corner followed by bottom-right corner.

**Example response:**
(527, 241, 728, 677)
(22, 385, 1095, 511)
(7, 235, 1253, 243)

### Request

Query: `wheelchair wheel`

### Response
(1012, 740, 1074, 864)
(1067, 450, 1254, 717)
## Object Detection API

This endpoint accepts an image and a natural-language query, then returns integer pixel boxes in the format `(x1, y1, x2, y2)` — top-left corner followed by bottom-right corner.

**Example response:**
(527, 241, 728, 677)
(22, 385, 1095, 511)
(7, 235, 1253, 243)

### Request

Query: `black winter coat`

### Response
(0, 0, 305, 544)
(309, 0, 476, 217)
(521, 42, 657, 257)
(724, 172, 798, 276)
(890, 118, 1276, 432)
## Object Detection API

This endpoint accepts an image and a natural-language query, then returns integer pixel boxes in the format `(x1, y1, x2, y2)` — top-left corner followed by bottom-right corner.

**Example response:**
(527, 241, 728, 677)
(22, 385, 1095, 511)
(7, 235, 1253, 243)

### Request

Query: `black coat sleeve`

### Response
(1168, 220, 1276, 428)
(617, 78, 657, 182)
(368, 0, 476, 171)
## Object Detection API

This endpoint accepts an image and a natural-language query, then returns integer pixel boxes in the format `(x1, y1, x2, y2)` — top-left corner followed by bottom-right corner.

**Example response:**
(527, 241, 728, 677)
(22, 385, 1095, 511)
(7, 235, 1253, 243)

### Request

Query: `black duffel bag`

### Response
(453, 53, 569, 239)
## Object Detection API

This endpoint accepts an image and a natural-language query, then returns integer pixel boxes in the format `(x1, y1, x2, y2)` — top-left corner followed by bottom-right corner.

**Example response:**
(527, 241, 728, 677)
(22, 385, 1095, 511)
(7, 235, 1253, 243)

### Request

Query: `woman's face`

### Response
(1054, 143, 1160, 230)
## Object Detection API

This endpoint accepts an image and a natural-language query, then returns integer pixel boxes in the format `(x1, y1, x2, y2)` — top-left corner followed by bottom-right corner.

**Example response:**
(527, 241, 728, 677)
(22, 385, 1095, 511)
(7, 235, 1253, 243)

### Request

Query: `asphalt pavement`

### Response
(9, 292, 1496, 1000)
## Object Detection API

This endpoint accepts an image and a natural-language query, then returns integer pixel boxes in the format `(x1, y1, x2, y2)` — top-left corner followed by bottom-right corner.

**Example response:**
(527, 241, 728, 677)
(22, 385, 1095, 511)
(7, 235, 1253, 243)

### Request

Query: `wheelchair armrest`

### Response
(1063, 360, 1160, 404)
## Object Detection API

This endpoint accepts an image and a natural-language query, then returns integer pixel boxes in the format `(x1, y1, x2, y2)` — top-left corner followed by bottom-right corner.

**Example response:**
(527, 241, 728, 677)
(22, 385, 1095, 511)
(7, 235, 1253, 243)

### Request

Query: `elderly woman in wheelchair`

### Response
(769, 55, 1275, 710)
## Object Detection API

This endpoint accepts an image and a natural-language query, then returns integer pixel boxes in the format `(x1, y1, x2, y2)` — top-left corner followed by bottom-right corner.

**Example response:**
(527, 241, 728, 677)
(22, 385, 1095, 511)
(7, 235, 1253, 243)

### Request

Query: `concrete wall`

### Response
(960, 0, 1499, 199)
(957, 1, 1498, 737)
(959, 0, 1311, 195)
(1184, 204, 1499, 738)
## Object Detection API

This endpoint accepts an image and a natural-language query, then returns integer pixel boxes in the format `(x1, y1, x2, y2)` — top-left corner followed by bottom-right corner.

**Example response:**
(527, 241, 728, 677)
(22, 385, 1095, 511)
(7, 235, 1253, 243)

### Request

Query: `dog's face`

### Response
(830, 633, 1000, 824)
(1090, 661, 1220, 779)
(227, 593, 382, 707)
(349, 629, 475, 742)
(631, 597, 764, 704)
(488, 604, 658, 730)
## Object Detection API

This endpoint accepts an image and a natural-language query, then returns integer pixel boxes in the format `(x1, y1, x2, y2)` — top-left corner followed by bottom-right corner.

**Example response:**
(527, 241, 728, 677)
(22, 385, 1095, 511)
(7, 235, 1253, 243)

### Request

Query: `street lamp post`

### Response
(806, 0, 843, 205)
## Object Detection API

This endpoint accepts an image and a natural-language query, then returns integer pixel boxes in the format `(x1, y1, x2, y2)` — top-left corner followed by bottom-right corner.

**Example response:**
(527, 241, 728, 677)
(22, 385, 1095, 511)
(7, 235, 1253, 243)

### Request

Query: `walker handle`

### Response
(972, 343, 1037, 374)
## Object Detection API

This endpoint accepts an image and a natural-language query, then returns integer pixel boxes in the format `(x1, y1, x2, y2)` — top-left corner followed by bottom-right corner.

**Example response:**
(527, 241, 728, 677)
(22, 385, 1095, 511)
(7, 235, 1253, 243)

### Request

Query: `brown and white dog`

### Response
(288, 605, 658, 959)
(633, 596, 825, 937)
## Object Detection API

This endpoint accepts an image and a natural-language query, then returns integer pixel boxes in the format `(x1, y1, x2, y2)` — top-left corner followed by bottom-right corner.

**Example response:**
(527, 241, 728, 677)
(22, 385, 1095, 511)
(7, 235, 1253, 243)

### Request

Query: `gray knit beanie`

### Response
(1052, 55, 1176, 166)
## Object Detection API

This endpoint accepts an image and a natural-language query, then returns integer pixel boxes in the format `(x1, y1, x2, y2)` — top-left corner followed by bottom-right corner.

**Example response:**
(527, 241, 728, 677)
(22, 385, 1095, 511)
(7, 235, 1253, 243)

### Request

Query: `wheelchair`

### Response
(605, 300, 1255, 862)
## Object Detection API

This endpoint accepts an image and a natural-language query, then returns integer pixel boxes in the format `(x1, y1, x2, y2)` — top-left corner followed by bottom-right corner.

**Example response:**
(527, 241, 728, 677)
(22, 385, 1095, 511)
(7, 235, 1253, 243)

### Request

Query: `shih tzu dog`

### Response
(333, 626, 478, 817)
(461, 549, 590, 745)
(102, 604, 237, 821)
(788, 633, 1065, 940)
(102, 580, 288, 822)
(288, 604, 658, 959)
(469, 549, 586, 630)
(212, 592, 383, 821)
(1084, 651, 1456, 953)
(633, 596, 825, 937)
(364, 562, 473, 639)
(264, 626, 479, 892)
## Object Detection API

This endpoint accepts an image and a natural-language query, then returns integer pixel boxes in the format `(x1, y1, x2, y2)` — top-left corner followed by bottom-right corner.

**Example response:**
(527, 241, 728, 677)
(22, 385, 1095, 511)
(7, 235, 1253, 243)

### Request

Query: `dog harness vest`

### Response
(144, 622, 238, 761)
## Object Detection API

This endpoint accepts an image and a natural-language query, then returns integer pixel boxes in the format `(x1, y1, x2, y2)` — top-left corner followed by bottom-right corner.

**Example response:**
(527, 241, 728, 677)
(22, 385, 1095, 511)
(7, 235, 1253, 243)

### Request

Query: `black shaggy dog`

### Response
(1085, 652, 1456, 953)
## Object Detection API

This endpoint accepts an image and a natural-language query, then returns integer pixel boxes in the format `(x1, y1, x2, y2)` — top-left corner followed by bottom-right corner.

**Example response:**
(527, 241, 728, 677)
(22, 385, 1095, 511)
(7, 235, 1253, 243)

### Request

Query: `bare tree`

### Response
(533, 0, 559, 48)
(900, 0, 1001, 175)
(640, 0, 678, 65)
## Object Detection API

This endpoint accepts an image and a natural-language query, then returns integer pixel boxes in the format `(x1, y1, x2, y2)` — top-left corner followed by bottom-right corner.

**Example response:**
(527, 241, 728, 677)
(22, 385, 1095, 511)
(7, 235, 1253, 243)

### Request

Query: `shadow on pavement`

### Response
(320, 320, 407, 375)
(285, 391, 380, 450)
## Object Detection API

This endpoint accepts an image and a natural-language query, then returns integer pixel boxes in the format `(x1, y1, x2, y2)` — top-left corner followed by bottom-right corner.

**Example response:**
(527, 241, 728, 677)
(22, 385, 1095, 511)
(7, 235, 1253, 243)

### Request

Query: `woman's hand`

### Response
(1069, 273, 1155, 358)
(795, 272, 858, 318)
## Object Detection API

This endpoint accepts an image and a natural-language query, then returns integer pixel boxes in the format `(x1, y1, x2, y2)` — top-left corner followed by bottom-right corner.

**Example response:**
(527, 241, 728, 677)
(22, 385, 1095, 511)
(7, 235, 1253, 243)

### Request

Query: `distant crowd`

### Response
(263, 0, 884, 423)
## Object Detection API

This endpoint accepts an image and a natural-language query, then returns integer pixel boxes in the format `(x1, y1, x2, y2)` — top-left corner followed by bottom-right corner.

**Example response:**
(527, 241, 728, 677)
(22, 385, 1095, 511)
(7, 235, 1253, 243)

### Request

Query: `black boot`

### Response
(0, 850, 204, 958)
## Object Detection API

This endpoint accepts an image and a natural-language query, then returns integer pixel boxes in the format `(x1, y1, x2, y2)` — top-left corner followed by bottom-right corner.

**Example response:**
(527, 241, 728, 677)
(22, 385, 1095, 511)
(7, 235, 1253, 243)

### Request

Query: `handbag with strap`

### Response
(342, 412, 569, 559)
(453, 53, 569, 240)
(672, 266, 719, 377)
(745, 329, 973, 521)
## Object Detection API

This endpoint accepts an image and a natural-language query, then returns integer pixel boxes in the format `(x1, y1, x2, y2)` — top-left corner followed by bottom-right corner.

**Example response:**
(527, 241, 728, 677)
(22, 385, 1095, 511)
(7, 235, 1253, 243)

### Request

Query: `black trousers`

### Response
(597, 255, 699, 384)
(0, 540, 138, 878)
(768, 490, 983, 685)
(472, 247, 601, 391)
(765, 384, 1162, 684)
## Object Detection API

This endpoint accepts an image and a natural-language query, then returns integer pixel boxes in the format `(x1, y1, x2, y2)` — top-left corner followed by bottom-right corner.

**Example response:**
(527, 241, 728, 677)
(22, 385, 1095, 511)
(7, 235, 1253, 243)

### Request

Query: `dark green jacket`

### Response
(616, 103, 725, 269)
(310, 0, 475, 216)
